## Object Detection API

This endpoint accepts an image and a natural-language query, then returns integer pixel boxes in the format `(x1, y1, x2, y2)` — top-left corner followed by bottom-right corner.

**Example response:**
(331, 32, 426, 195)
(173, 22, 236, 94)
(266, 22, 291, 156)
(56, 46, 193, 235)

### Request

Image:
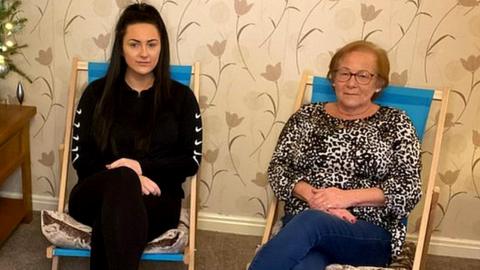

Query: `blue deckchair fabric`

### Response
(52, 247, 184, 262)
(87, 62, 193, 87)
(311, 77, 434, 141)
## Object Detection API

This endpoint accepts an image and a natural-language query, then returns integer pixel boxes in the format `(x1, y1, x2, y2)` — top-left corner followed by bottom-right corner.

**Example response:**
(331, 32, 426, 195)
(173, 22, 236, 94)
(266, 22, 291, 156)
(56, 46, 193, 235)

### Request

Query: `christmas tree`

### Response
(0, 0, 30, 82)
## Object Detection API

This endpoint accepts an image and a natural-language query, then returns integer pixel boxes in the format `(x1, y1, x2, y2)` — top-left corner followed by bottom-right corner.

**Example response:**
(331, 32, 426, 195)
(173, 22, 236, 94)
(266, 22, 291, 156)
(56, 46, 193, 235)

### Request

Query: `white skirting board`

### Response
(197, 212, 266, 236)
(406, 234, 480, 260)
(8, 194, 480, 260)
(0, 191, 58, 210)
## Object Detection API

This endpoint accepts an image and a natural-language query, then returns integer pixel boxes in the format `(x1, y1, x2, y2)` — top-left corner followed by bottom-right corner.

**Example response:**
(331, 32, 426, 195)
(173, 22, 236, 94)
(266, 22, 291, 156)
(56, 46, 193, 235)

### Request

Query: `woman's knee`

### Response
(112, 167, 141, 189)
(282, 210, 345, 244)
(287, 209, 333, 230)
(292, 250, 329, 270)
(115, 166, 138, 180)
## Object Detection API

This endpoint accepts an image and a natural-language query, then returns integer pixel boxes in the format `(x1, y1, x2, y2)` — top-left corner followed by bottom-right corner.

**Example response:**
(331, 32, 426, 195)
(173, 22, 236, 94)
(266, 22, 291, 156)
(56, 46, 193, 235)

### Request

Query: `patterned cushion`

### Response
(322, 241, 415, 270)
(326, 266, 396, 270)
(41, 208, 189, 254)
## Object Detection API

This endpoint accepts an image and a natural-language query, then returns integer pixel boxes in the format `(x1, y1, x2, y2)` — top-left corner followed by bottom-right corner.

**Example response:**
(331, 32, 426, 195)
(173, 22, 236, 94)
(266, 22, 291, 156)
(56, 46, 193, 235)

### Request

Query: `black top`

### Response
(71, 78, 202, 198)
(269, 102, 421, 259)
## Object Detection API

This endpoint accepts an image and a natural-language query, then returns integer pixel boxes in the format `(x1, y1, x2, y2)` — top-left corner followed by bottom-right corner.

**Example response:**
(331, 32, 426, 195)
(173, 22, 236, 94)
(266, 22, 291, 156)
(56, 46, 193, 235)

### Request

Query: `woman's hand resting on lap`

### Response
(106, 158, 142, 175)
(138, 175, 161, 196)
(310, 187, 353, 210)
(106, 158, 160, 196)
(325, 208, 357, 224)
(308, 187, 357, 224)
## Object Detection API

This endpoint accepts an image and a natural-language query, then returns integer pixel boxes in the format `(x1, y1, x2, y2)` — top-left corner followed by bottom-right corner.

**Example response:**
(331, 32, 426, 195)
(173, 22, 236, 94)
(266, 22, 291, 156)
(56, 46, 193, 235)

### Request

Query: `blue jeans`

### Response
(249, 209, 391, 270)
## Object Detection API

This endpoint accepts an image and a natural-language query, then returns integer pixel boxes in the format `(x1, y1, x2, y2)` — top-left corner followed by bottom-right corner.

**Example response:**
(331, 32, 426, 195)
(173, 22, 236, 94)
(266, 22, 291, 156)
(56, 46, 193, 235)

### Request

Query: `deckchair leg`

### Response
(188, 257, 195, 270)
(51, 256, 59, 270)
(184, 246, 195, 270)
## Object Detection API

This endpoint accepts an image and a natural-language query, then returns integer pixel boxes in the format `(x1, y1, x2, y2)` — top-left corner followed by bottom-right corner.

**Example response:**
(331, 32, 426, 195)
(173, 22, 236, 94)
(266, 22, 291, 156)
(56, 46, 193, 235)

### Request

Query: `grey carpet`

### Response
(0, 212, 258, 270)
(0, 212, 478, 270)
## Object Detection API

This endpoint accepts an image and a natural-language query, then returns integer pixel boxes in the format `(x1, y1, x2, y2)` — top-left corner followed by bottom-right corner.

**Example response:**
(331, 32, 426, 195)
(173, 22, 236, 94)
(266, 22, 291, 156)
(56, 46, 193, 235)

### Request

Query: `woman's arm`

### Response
(308, 187, 385, 210)
(138, 86, 202, 184)
(71, 81, 107, 179)
(294, 181, 358, 223)
(292, 181, 384, 209)
(268, 106, 313, 201)
(378, 111, 422, 219)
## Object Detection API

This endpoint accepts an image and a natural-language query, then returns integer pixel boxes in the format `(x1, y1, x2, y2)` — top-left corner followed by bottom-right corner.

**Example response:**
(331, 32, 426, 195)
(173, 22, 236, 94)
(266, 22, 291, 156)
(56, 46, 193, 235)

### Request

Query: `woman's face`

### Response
(122, 23, 161, 78)
(332, 50, 381, 110)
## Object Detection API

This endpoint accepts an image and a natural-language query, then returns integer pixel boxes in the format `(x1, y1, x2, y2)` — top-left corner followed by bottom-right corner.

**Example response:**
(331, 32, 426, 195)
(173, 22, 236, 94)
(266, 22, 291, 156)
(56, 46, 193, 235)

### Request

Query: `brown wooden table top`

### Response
(0, 104, 36, 143)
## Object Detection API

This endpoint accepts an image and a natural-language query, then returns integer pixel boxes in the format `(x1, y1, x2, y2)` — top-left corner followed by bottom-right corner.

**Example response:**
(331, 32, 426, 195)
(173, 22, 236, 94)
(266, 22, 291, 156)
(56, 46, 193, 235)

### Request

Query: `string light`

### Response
(0, 0, 30, 81)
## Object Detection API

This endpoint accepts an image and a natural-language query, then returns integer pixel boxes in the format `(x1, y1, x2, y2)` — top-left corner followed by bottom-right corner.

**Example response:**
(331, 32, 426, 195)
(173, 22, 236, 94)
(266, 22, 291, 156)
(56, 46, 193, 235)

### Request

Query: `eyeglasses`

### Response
(334, 68, 376, 85)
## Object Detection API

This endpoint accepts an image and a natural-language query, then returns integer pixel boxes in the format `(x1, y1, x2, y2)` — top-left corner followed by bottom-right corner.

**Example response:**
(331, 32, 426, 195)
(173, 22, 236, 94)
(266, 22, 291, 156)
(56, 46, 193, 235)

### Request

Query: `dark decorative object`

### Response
(16, 80, 24, 104)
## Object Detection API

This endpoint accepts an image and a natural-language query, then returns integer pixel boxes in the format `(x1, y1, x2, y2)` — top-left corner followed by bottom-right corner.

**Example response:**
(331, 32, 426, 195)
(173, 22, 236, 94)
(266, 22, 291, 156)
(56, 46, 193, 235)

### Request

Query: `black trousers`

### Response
(69, 167, 181, 270)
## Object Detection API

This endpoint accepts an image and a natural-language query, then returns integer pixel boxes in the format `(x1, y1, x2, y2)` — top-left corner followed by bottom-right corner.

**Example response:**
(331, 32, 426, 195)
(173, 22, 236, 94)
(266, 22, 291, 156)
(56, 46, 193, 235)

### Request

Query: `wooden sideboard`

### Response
(0, 104, 36, 244)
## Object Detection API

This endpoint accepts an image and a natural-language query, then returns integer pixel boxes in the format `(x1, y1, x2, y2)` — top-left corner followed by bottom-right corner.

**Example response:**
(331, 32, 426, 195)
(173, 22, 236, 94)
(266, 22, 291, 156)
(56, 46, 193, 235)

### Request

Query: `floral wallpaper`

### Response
(1, 0, 479, 249)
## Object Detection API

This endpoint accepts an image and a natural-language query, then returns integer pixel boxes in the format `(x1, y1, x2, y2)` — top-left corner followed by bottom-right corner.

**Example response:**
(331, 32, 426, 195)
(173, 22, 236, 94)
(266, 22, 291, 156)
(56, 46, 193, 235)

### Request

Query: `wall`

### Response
(0, 0, 479, 259)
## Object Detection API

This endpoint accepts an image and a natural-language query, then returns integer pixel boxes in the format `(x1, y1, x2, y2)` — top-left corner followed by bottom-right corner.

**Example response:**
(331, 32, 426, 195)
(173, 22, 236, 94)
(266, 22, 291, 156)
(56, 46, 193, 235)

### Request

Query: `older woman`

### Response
(248, 40, 421, 270)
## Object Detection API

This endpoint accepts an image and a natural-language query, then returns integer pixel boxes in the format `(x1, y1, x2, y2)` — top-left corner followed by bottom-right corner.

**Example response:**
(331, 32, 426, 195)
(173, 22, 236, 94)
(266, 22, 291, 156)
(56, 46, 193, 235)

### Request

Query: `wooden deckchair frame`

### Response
(46, 57, 201, 270)
(260, 70, 450, 270)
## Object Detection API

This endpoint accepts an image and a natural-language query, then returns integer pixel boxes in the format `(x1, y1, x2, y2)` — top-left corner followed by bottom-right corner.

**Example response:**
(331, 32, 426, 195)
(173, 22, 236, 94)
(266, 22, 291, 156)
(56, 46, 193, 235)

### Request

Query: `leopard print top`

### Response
(268, 102, 422, 259)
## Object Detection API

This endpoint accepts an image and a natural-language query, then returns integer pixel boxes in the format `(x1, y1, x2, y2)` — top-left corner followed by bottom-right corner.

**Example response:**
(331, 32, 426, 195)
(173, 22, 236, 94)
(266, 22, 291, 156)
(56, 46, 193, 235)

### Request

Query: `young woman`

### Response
(249, 41, 421, 270)
(68, 3, 202, 270)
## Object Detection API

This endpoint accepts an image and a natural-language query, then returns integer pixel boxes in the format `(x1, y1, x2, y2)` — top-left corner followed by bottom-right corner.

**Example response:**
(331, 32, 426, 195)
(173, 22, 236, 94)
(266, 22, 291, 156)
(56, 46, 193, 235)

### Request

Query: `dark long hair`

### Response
(93, 3, 171, 153)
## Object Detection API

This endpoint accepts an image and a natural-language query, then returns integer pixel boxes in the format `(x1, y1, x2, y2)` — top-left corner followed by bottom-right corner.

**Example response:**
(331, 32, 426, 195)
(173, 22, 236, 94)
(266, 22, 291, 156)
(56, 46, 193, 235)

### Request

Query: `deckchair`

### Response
(44, 58, 201, 270)
(259, 71, 450, 270)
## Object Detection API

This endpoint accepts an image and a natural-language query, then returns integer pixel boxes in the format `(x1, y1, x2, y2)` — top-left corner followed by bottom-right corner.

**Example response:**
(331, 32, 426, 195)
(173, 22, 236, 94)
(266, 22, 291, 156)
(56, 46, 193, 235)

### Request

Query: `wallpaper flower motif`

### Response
(234, 0, 252, 16)
(249, 172, 269, 218)
(422, 2, 479, 82)
(37, 150, 57, 197)
(387, 0, 431, 52)
(93, 32, 111, 60)
(259, 0, 298, 48)
(390, 70, 408, 86)
(436, 169, 467, 229)
(471, 130, 480, 199)
(234, 0, 255, 80)
(175, 0, 199, 64)
(207, 40, 226, 57)
(33, 47, 64, 138)
(200, 148, 227, 207)
(159, 0, 177, 13)
(295, 1, 323, 74)
(62, 0, 85, 59)
(360, 3, 382, 40)
(203, 39, 234, 110)
(250, 63, 284, 157)
(30, 0, 49, 33)
(443, 54, 480, 133)
(226, 111, 246, 186)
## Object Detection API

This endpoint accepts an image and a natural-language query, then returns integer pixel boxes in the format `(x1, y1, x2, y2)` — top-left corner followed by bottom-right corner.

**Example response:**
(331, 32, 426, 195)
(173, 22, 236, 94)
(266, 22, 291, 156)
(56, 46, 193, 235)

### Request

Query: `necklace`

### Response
(333, 103, 377, 120)
(125, 72, 155, 93)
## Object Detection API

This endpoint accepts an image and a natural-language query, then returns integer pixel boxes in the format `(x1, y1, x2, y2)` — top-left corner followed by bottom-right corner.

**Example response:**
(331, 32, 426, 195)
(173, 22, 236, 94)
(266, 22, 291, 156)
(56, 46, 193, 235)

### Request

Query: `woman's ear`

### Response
(375, 78, 386, 89)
